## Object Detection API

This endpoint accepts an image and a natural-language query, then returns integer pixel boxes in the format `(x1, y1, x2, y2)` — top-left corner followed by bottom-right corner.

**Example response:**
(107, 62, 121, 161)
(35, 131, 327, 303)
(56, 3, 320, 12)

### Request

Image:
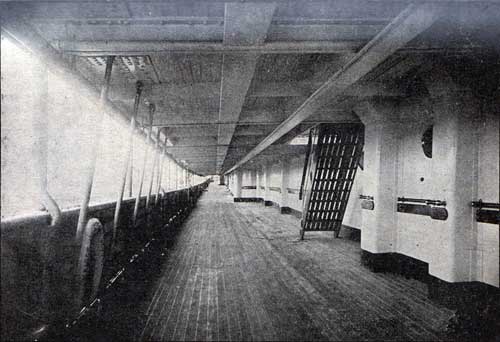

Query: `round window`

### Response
(421, 125, 433, 158)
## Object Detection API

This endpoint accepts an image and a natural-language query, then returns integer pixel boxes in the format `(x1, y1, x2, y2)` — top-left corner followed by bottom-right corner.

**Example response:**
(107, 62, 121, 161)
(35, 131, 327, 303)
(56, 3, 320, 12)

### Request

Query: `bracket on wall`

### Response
(397, 197, 448, 221)
(359, 195, 374, 210)
(471, 200, 499, 225)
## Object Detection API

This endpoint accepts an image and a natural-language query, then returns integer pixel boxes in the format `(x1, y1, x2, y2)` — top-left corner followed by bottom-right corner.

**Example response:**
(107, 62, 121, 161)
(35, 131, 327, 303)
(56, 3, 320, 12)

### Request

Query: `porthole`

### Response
(421, 125, 433, 159)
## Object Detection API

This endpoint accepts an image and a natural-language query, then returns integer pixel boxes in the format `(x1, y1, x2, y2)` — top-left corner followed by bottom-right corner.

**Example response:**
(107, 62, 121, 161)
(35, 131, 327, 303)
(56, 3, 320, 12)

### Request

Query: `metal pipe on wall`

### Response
(75, 56, 114, 242)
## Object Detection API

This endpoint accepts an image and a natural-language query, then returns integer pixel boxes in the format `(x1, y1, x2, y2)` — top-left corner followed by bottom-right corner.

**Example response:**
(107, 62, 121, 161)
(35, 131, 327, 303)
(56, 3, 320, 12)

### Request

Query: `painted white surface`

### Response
(241, 169, 256, 197)
(225, 85, 498, 288)
(475, 107, 499, 287)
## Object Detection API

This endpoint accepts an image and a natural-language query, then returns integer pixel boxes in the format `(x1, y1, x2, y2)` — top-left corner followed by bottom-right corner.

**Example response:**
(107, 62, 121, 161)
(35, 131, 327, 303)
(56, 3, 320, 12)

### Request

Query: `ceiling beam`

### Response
(225, 2, 445, 174)
(57, 39, 483, 56)
(216, 2, 276, 173)
(152, 106, 357, 127)
(59, 40, 361, 56)
(110, 80, 405, 102)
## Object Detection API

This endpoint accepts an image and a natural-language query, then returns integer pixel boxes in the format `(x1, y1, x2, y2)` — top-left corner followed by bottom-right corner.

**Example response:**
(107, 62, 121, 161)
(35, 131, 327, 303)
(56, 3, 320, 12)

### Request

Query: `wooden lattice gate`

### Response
(299, 123, 364, 239)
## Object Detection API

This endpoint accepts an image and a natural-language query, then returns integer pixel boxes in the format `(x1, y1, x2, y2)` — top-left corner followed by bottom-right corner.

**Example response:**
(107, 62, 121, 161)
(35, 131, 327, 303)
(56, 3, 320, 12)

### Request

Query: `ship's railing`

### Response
(0, 180, 210, 340)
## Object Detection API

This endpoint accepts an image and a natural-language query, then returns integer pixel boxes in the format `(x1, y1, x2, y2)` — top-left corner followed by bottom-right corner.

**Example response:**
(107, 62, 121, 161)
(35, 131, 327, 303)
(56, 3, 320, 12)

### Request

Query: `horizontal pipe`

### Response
(397, 197, 447, 206)
(471, 201, 500, 209)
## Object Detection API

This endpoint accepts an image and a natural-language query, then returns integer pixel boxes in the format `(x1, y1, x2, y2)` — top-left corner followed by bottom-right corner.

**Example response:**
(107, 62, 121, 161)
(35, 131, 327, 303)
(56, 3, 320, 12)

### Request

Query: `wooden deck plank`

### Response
(132, 183, 454, 341)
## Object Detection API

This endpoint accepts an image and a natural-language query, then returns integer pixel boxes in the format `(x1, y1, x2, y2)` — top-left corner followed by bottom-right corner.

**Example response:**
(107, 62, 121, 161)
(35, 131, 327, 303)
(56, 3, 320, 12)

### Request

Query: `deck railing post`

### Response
(32, 60, 62, 227)
(75, 56, 114, 242)
(146, 128, 161, 211)
(168, 157, 172, 191)
(175, 164, 179, 190)
(128, 140, 134, 198)
(155, 133, 168, 206)
(112, 81, 143, 246)
(132, 103, 155, 226)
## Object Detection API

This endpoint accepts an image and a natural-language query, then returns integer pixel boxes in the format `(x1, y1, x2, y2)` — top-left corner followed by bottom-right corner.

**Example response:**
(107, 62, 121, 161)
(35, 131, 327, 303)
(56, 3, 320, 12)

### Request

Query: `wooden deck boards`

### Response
(130, 184, 454, 341)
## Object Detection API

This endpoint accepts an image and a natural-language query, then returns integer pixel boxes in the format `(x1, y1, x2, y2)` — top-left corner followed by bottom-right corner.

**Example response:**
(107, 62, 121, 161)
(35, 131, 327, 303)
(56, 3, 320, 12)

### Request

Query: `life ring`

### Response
(76, 218, 105, 310)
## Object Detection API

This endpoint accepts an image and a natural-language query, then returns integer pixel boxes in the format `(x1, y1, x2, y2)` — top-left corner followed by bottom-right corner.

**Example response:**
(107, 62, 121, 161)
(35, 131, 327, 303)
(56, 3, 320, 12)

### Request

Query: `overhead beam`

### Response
(110, 80, 405, 102)
(57, 39, 482, 56)
(216, 2, 276, 173)
(225, 2, 445, 174)
(59, 40, 361, 56)
(152, 106, 357, 127)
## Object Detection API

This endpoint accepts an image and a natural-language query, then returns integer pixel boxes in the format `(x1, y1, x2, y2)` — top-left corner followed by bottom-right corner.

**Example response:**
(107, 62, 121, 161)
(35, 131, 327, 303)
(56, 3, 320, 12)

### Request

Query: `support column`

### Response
(250, 168, 257, 199)
(425, 71, 480, 283)
(354, 101, 399, 268)
(256, 167, 261, 199)
(175, 164, 179, 189)
(234, 170, 242, 199)
(31, 57, 60, 316)
(280, 158, 291, 213)
(32, 60, 61, 226)
(76, 56, 114, 241)
(264, 161, 272, 206)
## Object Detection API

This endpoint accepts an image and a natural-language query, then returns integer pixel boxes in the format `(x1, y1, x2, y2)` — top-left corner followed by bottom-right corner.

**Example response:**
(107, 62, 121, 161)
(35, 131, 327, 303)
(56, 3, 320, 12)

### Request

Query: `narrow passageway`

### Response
(132, 183, 453, 341)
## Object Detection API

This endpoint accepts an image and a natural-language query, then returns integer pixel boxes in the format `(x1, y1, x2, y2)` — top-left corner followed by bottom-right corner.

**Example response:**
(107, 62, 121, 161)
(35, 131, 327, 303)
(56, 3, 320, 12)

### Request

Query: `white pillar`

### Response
(264, 161, 271, 203)
(280, 158, 290, 210)
(425, 72, 480, 282)
(355, 101, 399, 254)
(250, 168, 257, 198)
(256, 167, 261, 199)
(235, 170, 242, 198)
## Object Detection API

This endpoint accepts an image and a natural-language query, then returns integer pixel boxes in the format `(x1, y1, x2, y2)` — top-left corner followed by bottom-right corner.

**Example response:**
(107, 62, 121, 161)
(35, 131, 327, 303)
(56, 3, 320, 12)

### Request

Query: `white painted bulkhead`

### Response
(228, 78, 499, 288)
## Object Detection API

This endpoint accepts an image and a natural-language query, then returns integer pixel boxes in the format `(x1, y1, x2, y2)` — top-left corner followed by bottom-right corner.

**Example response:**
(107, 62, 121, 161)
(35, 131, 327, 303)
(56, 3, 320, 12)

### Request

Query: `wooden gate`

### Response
(299, 123, 364, 239)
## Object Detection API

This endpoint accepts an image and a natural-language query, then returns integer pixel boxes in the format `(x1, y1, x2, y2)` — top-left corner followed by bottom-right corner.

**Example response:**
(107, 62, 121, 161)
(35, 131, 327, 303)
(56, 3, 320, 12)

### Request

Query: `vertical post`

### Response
(250, 169, 257, 198)
(256, 170, 260, 198)
(75, 56, 114, 242)
(146, 127, 161, 210)
(264, 161, 271, 203)
(128, 139, 134, 198)
(167, 157, 172, 191)
(155, 133, 168, 205)
(132, 104, 155, 226)
(112, 81, 143, 244)
(32, 60, 61, 226)
(235, 170, 242, 198)
(175, 164, 179, 189)
(31, 58, 61, 316)
(280, 158, 290, 211)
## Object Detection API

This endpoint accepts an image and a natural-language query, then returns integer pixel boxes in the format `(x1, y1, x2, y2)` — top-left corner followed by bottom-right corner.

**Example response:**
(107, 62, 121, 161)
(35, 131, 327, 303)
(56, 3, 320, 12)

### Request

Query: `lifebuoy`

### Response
(76, 218, 105, 310)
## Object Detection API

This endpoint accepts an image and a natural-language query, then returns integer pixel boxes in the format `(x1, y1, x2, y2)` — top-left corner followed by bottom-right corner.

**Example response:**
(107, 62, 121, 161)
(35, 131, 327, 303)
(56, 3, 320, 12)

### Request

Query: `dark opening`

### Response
(421, 125, 433, 158)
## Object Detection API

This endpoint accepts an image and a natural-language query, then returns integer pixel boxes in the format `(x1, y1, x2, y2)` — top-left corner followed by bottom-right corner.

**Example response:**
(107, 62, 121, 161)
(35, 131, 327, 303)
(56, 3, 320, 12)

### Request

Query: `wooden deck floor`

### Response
(108, 183, 454, 341)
